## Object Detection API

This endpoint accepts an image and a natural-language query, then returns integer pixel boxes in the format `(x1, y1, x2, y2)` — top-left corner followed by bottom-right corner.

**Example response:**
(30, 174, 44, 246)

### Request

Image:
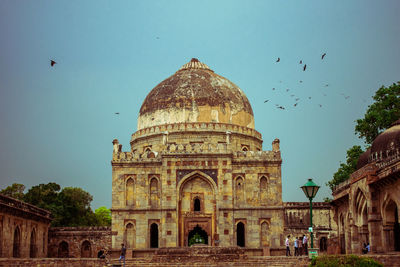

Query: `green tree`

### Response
(327, 145, 364, 191)
(56, 187, 97, 226)
(0, 183, 25, 200)
(95, 206, 112, 226)
(355, 82, 400, 144)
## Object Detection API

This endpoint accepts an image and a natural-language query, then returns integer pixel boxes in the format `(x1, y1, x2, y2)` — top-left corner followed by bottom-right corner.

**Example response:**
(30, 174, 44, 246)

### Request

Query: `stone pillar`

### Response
(112, 139, 119, 153)
(350, 224, 360, 254)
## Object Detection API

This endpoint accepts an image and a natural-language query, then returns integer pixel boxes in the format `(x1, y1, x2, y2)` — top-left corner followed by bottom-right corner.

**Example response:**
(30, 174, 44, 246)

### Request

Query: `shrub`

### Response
(310, 255, 383, 267)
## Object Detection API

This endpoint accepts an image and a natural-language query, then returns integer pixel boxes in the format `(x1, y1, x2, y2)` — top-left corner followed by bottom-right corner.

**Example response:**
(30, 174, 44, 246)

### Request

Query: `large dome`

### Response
(137, 58, 255, 130)
(370, 118, 400, 161)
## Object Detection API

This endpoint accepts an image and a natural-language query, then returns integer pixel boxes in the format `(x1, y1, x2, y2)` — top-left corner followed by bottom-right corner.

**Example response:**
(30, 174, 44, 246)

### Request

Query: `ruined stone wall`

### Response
(48, 227, 111, 258)
(283, 202, 337, 253)
(0, 194, 51, 258)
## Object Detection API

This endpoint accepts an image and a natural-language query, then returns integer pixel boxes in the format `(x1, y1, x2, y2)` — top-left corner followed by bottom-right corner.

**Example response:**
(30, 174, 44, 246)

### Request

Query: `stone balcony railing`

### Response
(112, 145, 280, 163)
(131, 122, 262, 141)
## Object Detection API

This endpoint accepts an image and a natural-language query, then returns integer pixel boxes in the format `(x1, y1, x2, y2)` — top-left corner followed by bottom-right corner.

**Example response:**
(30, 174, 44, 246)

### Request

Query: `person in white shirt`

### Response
(303, 235, 308, 255)
(285, 235, 291, 256)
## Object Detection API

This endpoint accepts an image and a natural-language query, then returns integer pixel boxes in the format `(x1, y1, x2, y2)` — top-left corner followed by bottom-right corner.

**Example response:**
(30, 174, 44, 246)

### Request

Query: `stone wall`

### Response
(48, 227, 111, 258)
(283, 202, 337, 253)
(0, 194, 52, 258)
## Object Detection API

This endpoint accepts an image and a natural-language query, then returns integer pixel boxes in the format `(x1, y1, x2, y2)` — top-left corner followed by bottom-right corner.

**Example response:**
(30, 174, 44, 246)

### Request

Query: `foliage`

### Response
(327, 146, 364, 191)
(188, 232, 205, 246)
(310, 255, 383, 267)
(0, 183, 25, 200)
(95, 206, 112, 226)
(355, 82, 400, 144)
(1, 182, 108, 227)
(323, 197, 332, 203)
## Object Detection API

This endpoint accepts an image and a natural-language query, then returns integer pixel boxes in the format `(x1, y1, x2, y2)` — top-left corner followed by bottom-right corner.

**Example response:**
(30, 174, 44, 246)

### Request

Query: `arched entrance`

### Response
(150, 223, 159, 248)
(81, 240, 91, 258)
(188, 225, 208, 246)
(58, 241, 69, 258)
(13, 226, 21, 258)
(384, 200, 400, 251)
(177, 171, 217, 247)
(319, 237, 327, 252)
(237, 222, 245, 247)
(30, 228, 37, 258)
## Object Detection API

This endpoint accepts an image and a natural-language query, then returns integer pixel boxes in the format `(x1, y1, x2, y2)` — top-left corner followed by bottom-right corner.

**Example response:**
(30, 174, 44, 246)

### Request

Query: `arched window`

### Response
(30, 228, 37, 258)
(384, 200, 400, 251)
(58, 241, 69, 258)
(235, 177, 244, 204)
(260, 176, 268, 204)
(125, 223, 136, 249)
(241, 145, 249, 152)
(237, 222, 245, 247)
(150, 223, 159, 248)
(13, 226, 21, 258)
(126, 178, 135, 207)
(81, 240, 91, 258)
(194, 198, 201, 212)
(150, 178, 160, 208)
(260, 221, 270, 247)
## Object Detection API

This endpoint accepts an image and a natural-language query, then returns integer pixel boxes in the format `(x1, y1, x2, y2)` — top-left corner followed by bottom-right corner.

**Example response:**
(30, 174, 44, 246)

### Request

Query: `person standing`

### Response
(285, 235, 291, 256)
(294, 237, 299, 256)
(119, 243, 126, 267)
(298, 236, 303, 256)
(303, 235, 308, 255)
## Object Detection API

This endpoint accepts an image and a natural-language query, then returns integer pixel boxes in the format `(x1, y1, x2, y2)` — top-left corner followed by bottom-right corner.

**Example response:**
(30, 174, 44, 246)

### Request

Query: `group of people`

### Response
(362, 242, 370, 254)
(97, 243, 126, 267)
(285, 235, 308, 256)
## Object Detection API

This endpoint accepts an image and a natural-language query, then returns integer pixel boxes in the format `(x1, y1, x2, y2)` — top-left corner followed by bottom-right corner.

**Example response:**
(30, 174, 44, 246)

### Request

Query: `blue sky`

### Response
(0, 0, 399, 209)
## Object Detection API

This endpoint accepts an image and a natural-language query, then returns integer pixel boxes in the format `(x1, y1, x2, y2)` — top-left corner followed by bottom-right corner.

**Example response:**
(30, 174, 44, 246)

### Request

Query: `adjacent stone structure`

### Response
(0, 194, 52, 258)
(111, 58, 285, 254)
(332, 119, 400, 254)
(48, 227, 111, 258)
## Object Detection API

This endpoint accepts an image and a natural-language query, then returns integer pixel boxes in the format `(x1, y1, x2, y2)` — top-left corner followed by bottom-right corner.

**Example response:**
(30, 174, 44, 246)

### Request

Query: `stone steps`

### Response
(107, 256, 310, 267)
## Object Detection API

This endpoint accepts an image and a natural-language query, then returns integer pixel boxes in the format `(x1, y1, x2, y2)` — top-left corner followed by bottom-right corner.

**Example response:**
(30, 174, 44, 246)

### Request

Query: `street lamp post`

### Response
(301, 178, 320, 249)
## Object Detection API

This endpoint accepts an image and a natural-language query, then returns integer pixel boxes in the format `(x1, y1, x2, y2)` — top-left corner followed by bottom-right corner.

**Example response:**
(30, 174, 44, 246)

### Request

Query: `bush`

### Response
(310, 255, 383, 267)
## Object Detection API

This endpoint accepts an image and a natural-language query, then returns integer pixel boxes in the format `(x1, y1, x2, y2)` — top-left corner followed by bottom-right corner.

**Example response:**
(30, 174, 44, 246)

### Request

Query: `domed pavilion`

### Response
(111, 58, 284, 253)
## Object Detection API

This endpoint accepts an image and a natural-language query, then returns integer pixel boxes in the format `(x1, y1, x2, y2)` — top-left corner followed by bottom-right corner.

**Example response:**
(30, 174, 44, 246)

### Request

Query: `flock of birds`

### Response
(264, 52, 350, 110)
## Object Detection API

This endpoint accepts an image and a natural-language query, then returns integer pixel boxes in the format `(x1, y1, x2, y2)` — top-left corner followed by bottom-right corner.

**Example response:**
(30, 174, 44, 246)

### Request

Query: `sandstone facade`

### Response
(111, 59, 285, 254)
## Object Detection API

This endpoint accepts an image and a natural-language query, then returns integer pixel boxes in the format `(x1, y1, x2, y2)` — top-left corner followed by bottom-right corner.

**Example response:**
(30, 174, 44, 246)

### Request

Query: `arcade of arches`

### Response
(332, 119, 400, 254)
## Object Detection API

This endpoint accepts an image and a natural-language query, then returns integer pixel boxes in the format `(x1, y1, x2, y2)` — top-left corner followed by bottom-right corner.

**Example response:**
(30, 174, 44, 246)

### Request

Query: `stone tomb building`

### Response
(332, 119, 400, 254)
(111, 58, 285, 253)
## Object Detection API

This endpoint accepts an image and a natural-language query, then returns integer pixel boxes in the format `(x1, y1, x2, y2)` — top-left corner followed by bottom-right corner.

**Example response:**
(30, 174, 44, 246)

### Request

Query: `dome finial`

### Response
(178, 58, 213, 72)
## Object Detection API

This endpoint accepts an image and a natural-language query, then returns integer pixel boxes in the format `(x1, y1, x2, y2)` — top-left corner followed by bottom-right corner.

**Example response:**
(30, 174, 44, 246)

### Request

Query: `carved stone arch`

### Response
(149, 176, 160, 208)
(125, 176, 136, 207)
(259, 219, 270, 247)
(177, 170, 218, 199)
(382, 196, 400, 251)
(13, 225, 21, 258)
(30, 227, 37, 258)
(80, 240, 91, 258)
(235, 220, 246, 247)
(58, 240, 69, 258)
(259, 175, 268, 204)
(353, 188, 368, 226)
(234, 175, 245, 205)
(124, 222, 136, 249)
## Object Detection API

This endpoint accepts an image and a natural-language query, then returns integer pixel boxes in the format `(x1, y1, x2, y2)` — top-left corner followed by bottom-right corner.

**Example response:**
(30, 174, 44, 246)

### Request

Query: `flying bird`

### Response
(50, 60, 56, 67)
(294, 103, 298, 107)
(115, 112, 120, 115)
(278, 106, 285, 110)
(299, 60, 302, 64)
(319, 104, 322, 108)
(286, 89, 290, 92)
(299, 80, 303, 83)
(322, 53, 326, 60)
(276, 57, 280, 62)
(264, 100, 269, 103)
(272, 88, 275, 90)
(308, 96, 312, 99)
(325, 84, 329, 87)
(303, 64, 307, 71)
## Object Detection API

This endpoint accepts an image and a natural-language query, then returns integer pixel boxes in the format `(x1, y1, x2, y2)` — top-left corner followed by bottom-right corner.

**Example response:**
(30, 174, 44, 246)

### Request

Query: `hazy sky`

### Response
(1, 0, 399, 209)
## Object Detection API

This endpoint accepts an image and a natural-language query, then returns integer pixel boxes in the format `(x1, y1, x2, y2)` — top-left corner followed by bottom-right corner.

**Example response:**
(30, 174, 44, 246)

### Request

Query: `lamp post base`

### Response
(308, 248, 319, 259)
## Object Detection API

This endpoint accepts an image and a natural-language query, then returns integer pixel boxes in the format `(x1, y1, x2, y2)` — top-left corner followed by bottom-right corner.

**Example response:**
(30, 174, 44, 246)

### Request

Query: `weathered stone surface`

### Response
(0, 194, 51, 258)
